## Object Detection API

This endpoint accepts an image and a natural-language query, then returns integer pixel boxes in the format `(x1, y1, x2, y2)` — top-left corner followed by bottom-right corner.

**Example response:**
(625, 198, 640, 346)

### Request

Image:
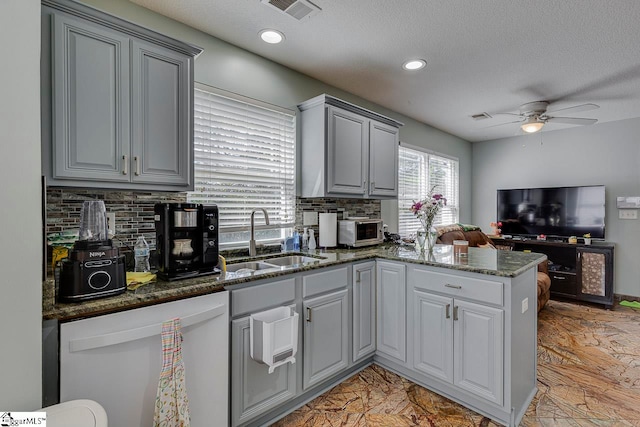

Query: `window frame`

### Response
(397, 143, 459, 237)
(187, 83, 296, 249)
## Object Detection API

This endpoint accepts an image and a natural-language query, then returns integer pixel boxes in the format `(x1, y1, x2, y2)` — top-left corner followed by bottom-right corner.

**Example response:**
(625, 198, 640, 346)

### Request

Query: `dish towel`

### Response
(154, 318, 191, 427)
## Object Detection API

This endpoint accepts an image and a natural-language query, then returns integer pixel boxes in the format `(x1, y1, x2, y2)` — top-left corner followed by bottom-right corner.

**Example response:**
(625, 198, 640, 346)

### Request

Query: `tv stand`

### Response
(490, 237, 614, 309)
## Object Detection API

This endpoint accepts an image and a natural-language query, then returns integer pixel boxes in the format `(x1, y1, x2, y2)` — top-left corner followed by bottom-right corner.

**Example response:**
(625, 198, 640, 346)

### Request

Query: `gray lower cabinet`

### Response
(302, 289, 349, 390)
(42, 0, 200, 190)
(405, 264, 536, 426)
(352, 261, 376, 362)
(231, 309, 297, 426)
(413, 290, 504, 405)
(376, 260, 406, 363)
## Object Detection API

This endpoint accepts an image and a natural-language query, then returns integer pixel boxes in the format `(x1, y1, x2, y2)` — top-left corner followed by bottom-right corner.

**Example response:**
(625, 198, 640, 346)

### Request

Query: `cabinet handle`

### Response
(370, 181, 375, 192)
(306, 307, 312, 322)
(445, 303, 450, 319)
(356, 271, 361, 284)
(122, 155, 128, 175)
(363, 181, 367, 194)
(445, 284, 462, 289)
(453, 305, 459, 321)
(134, 156, 140, 176)
(553, 276, 566, 280)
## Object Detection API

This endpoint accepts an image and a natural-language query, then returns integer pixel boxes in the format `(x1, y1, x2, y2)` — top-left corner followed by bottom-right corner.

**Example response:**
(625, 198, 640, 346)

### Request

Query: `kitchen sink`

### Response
(261, 255, 322, 266)
(225, 261, 278, 273)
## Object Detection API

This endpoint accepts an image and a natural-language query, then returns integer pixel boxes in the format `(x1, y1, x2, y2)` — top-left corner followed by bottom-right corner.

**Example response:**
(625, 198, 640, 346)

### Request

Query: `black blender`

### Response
(58, 200, 126, 302)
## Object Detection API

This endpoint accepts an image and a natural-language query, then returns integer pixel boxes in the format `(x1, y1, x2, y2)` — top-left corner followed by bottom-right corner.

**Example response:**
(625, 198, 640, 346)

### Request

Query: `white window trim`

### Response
(188, 83, 296, 250)
(398, 142, 460, 237)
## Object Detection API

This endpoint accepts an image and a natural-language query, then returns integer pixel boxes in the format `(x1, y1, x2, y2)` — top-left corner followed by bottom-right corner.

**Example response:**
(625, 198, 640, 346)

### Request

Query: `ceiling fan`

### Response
(486, 101, 599, 133)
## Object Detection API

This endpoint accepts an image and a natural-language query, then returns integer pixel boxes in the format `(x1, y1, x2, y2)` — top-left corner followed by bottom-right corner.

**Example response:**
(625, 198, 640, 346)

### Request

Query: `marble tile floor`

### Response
(271, 300, 640, 426)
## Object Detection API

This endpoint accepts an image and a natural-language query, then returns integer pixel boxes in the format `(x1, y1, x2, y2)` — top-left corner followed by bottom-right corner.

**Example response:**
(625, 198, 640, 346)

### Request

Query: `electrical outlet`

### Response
(619, 209, 638, 220)
(521, 297, 529, 314)
(106, 212, 116, 235)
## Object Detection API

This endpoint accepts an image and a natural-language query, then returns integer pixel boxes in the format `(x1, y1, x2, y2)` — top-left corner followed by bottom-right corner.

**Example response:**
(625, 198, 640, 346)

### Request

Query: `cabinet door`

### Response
(231, 312, 296, 426)
(52, 13, 130, 182)
(326, 106, 368, 195)
(413, 290, 453, 383)
(577, 247, 614, 307)
(131, 40, 191, 187)
(303, 289, 349, 389)
(353, 261, 376, 362)
(368, 120, 399, 197)
(376, 261, 407, 363)
(453, 299, 504, 406)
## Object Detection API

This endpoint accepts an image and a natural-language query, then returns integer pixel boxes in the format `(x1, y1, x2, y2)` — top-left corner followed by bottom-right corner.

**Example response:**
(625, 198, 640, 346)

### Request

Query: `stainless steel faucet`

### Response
(249, 208, 270, 256)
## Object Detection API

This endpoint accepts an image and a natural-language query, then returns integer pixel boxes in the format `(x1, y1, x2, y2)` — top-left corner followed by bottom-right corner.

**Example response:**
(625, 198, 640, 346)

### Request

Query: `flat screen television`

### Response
(497, 185, 606, 239)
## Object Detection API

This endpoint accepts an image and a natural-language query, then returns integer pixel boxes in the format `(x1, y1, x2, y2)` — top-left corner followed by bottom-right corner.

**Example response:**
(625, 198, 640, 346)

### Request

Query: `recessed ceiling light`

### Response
(402, 59, 426, 71)
(259, 29, 285, 44)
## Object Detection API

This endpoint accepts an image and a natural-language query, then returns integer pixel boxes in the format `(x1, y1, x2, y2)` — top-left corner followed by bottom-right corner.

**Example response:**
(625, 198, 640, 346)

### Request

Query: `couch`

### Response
(436, 224, 551, 312)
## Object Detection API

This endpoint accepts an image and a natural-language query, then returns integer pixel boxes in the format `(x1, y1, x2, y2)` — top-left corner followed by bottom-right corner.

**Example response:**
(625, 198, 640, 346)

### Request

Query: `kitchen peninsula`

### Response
(44, 244, 544, 427)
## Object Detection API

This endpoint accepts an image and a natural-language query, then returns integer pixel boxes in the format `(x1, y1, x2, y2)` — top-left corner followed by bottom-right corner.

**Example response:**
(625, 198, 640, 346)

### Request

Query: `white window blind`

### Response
(188, 85, 296, 247)
(398, 145, 459, 237)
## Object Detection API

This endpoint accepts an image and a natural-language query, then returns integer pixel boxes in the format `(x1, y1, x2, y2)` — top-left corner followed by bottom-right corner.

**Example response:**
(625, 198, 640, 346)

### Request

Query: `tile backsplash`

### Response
(46, 188, 187, 250)
(295, 197, 381, 226)
(46, 189, 381, 250)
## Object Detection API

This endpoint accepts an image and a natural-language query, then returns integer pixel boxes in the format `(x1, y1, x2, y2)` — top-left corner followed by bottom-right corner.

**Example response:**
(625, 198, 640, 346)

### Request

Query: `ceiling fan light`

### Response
(521, 118, 544, 133)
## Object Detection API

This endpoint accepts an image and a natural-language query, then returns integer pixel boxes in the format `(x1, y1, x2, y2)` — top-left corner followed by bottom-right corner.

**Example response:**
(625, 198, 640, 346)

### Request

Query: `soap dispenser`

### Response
(302, 227, 309, 251)
(308, 229, 317, 251)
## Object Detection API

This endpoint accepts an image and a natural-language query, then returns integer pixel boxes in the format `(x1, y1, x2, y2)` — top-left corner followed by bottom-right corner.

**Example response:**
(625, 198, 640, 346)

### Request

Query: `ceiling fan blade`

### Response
(491, 112, 521, 117)
(482, 119, 523, 129)
(546, 116, 598, 125)
(546, 103, 599, 115)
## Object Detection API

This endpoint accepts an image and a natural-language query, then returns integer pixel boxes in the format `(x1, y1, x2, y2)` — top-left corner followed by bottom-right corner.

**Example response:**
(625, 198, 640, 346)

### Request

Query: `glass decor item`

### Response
(416, 229, 427, 252)
(410, 185, 446, 253)
(426, 225, 438, 253)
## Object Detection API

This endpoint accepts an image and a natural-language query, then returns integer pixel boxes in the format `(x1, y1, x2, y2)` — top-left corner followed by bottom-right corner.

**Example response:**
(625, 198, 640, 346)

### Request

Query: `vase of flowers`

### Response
(411, 186, 447, 253)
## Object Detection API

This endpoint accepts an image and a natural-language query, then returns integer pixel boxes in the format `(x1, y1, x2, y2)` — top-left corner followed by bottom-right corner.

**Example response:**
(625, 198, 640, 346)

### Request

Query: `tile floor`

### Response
(271, 300, 640, 426)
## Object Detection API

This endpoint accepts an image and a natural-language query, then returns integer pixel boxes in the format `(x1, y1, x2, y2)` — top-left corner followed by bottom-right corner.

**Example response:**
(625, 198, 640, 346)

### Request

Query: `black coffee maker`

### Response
(154, 203, 219, 280)
(58, 200, 126, 302)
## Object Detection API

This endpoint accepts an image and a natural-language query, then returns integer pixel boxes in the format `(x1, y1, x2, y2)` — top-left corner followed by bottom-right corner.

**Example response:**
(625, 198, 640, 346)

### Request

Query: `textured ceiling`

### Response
(129, 0, 640, 142)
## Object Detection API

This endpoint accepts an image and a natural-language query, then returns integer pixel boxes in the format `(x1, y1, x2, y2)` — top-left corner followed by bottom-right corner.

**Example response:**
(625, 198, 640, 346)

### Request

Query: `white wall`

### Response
(472, 118, 640, 298)
(79, 0, 472, 233)
(0, 0, 43, 409)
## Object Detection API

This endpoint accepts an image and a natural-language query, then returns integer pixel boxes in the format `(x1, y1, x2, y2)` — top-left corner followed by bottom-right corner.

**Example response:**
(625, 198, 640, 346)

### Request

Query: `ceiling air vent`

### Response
(471, 112, 492, 121)
(261, 0, 321, 21)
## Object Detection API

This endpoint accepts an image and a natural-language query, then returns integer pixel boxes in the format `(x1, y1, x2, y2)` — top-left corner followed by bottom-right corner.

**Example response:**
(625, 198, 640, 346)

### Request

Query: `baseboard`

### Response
(614, 293, 640, 303)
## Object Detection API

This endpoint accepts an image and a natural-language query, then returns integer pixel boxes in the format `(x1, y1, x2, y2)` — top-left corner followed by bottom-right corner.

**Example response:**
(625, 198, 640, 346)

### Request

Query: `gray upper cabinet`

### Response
(298, 94, 403, 199)
(131, 40, 190, 186)
(51, 13, 131, 183)
(369, 120, 400, 197)
(42, 0, 201, 190)
(326, 106, 368, 195)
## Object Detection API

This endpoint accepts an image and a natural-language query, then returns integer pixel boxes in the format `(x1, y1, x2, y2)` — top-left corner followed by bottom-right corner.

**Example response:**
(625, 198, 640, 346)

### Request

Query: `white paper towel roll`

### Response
(318, 213, 337, 247)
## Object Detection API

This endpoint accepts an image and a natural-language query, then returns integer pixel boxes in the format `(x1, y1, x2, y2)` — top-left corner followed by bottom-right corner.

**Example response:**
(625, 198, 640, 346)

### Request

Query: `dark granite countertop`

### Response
(43, 244, 546, 321)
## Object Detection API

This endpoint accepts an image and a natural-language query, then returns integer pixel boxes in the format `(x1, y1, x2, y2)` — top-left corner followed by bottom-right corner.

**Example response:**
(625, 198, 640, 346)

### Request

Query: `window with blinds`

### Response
(187, 84, 296, 248)
(398, 145, 459, 237)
